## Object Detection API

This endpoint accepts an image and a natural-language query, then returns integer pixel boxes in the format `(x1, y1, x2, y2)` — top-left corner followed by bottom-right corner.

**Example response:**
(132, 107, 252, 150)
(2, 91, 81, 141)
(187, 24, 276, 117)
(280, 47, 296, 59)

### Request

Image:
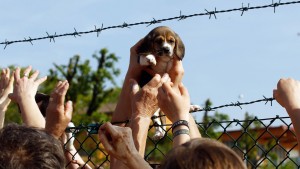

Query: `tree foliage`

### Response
(42, 48, 120, 116)
(201, 99, 229, 139)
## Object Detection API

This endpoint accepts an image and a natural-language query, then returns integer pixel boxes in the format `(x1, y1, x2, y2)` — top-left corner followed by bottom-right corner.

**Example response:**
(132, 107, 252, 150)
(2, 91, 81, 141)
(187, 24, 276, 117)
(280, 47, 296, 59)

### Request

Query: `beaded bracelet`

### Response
(171, 120, 189, 133)
(173, 129, 190, 139)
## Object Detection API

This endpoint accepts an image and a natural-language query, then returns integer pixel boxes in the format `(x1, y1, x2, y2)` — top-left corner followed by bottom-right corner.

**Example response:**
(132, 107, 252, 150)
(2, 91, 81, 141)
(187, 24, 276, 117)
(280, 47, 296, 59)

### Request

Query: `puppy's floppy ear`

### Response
(174, 33, 185, 60)
(137, 33, 153, 54)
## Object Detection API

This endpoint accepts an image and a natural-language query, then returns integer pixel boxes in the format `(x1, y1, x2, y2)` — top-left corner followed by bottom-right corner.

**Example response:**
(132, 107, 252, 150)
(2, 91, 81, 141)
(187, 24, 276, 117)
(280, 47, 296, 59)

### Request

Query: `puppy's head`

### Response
(138, 26, 185, 60)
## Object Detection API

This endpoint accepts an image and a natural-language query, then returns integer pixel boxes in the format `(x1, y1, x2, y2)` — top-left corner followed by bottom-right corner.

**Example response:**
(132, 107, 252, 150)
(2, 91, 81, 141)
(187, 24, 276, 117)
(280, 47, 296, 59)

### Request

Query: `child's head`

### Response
(161, 138, 246, 169)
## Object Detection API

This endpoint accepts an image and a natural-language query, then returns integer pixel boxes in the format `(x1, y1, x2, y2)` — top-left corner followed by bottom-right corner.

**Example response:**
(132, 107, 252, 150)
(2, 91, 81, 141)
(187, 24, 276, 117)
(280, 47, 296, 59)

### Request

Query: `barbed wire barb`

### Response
(94, 23, 104, 37)
(122, 22, 130, 28)
(272, 0, 281, 13)
(46, 32, 56, 43)
(241, 3, 250, 16)
(178, 11, 187, 21)
(72, 28, 81, 38)
(28, 37, 33, 45)
(205, 8, 217, 19)
(3, 39, 11, 50)
(147, 18, 161, 27)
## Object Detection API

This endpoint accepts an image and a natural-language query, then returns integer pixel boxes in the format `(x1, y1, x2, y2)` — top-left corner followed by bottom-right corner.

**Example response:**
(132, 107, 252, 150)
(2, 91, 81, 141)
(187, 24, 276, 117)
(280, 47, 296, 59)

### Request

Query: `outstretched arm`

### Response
(112, 39, 146, 125)
(168, 59, 201, 139)
(45, 80, 72, 139)
(273, 78, 300, 153)
(9, 66, 47, 128)
(0, 68, 14, 129)
(129, 74, 170, 155)
(157, 82, 191, 146)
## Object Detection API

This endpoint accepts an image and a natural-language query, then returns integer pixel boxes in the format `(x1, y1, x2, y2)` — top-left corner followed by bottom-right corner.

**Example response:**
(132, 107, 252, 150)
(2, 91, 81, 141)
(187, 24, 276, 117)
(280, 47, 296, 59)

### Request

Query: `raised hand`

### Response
(9, 66, 47, 103)
(0, 68, 14, 129)
(98, 122, 152, 169)
(8, 66, 47, 127)
(45, 80, 73, 139)
(157, 82, 190, 123)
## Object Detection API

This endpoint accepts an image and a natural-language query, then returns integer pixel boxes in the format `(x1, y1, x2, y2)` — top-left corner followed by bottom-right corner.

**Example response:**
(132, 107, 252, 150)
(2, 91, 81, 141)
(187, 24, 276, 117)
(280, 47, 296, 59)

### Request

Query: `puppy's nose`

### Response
(162, 47, 170, 53)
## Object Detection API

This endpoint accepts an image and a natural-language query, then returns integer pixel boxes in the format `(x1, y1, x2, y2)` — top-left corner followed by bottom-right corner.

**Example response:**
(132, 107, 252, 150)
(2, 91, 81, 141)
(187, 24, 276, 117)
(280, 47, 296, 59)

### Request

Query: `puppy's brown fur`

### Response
(137, 26, 185, 86)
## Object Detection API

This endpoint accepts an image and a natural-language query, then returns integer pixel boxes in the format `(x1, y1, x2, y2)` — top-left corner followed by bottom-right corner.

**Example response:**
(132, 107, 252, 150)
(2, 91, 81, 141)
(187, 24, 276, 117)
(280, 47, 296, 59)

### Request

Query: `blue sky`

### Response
(1, 1, 300, 123)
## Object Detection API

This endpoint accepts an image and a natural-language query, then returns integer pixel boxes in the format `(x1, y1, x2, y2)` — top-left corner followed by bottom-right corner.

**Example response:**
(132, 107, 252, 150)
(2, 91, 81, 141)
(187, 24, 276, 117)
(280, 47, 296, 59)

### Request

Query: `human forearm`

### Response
(189, 114, 201, 139)
(172, 125, 190, 146)
(286, 108, 300, 152)
(129, 115, 152, 156)
(113, 70, 138, 124)
(171, 116, 191, 147)
(0, 110, 5, 129)
(19, 98, 45, 127)
(124, 151, 152, 169)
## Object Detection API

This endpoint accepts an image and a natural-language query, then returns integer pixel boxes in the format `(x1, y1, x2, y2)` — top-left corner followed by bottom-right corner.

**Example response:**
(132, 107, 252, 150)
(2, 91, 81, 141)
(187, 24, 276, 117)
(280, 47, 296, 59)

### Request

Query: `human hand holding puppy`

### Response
(158, 82, 190, 123)
(129, 74, 170, 155)
(158, 82, 191, 146)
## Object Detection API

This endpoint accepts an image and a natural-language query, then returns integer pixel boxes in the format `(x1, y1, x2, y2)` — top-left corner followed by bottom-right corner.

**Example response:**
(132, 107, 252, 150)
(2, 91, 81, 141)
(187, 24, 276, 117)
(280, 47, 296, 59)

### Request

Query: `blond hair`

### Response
(161, 138, 246, 169)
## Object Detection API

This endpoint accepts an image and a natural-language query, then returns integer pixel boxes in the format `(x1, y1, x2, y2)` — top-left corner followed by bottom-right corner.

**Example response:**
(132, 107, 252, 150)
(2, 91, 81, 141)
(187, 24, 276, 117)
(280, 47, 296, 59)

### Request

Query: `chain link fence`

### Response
(65, 115, 299, 169)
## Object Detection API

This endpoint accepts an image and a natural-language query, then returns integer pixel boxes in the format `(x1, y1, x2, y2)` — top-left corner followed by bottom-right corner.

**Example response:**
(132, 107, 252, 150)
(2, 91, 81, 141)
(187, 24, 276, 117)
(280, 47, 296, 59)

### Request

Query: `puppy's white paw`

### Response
(152, 130, 165, 140)
(189, 104, 201, 112)
(140, 54, 157, 66)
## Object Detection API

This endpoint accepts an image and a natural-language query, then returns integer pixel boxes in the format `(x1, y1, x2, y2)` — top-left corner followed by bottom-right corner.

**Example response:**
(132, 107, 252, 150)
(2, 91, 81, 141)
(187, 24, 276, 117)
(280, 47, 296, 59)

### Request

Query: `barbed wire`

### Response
(1, 0, 300, 49)
(101, 96, 275, 125)
(195, 96, 274, 112)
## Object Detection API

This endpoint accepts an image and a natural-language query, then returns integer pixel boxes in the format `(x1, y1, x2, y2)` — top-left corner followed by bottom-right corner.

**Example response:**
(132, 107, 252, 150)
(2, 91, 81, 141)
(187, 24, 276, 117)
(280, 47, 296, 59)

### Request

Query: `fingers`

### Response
(162, 82, 174, 96)
(64, 100, 73, 118)
(130, 79, 139, 96)
(169, 59, 184, 86)
(0, 68, 10, 90)
(273, 89, 278, 99)
(4, 68, 10, 87)
(178, 83, 189, 97)
(50, 80, 69, 104)
(100, 122, 119, 139)
(0, 69, 5, 90)
(58, 81, 69, 104)
(130, 38, 144, 54)
(14, 67, 21, 81)
(98, 129, 113, 153)
(35, 76, 47, 85)
(29, 70, 39, 80)
(23, 66, 32, 78)
(144, 74, 161, 88)
(8, 71, 14, 86)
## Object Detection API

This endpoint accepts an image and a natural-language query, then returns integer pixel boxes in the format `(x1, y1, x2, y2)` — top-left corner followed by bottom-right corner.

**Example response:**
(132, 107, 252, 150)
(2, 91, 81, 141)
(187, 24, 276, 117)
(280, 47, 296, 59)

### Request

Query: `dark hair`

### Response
(0, 123, 65, 169)
(35, 92, 50, 117)
(161, 138, 246, 169)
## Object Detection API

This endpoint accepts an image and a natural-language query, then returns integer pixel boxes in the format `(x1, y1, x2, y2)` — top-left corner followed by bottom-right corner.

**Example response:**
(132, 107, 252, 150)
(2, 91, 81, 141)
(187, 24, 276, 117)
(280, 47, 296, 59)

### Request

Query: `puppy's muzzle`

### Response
(162, 47, 171, 54)
(157, 47, 172, 56)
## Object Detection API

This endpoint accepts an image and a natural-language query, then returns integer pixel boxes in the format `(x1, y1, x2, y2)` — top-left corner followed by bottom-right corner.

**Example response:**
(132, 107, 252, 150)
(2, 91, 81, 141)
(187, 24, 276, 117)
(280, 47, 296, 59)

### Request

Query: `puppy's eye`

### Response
(155, 38, 163, 44)
(169, 39, 175, 44)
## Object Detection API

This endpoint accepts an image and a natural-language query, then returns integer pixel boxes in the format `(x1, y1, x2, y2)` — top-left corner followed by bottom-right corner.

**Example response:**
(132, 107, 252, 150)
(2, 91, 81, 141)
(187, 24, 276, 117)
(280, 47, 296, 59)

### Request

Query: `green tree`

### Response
(43, 48, 120, 116)
(201, 99, 230, 139)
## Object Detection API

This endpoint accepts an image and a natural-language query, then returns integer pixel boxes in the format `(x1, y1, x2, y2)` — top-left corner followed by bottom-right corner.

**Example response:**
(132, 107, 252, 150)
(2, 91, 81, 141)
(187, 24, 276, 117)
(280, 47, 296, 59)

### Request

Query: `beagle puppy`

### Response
(138, 26, 184, 78)
(137, 26, 187, 140)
